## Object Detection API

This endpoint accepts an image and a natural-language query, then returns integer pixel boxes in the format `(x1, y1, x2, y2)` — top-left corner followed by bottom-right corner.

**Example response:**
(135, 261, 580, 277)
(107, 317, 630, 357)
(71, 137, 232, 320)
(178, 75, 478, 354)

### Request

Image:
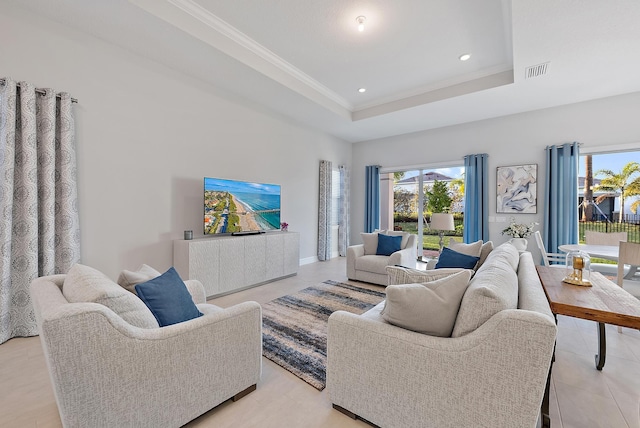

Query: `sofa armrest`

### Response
(327, 308, 556, 428)
(388, 246, 417, 267)
(346, 245, 365, 279)
(38, 300, 262, 427)
(426, 258, 437, 270)
(184, 279, 206, 304)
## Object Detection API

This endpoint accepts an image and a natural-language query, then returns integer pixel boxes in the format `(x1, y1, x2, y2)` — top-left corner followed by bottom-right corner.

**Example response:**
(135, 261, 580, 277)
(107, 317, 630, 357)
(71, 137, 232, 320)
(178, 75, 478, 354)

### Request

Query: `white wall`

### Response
(0, 4, 351, 278)
(352, 91, 640, 254)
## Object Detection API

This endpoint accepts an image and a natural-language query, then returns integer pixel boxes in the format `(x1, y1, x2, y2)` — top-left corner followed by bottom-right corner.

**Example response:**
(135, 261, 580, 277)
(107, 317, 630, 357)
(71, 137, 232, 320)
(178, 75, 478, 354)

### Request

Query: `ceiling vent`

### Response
(525, 62, 549, 79)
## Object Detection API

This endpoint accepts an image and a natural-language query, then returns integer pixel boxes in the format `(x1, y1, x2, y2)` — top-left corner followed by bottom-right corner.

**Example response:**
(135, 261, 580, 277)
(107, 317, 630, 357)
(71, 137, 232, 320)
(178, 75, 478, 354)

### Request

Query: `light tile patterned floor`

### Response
(0, 257, 638, 427)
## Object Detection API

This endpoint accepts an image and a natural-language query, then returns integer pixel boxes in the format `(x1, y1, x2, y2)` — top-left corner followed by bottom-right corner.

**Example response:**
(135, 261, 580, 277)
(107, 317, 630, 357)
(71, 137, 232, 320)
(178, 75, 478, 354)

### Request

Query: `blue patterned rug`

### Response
(261, 280, 385, 390)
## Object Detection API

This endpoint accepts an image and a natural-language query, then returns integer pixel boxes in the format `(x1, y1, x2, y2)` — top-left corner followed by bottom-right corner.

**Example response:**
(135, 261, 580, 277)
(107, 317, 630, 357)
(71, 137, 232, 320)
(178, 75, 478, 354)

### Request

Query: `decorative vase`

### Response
(509, 237, 528, 252)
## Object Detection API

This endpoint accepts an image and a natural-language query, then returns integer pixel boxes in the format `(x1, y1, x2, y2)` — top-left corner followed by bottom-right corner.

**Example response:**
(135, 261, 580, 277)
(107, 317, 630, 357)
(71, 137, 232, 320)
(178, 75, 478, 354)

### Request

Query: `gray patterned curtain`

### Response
(0, 78, 80, 344)
(318, 160, 332, 261)
(338, 165, 350, 256)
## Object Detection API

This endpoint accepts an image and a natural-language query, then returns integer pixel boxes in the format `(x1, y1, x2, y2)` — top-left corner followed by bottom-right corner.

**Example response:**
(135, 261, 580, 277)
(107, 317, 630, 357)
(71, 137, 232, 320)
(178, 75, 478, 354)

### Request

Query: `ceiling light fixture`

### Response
(459, 54, 471, 61)
(358, 88, 366, 93)
(356, 16, 366, 32)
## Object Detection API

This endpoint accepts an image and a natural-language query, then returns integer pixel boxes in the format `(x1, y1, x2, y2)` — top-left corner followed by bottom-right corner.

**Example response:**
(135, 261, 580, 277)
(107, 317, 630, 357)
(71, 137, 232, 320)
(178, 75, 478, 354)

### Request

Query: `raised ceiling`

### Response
(12, 0, 640, 142)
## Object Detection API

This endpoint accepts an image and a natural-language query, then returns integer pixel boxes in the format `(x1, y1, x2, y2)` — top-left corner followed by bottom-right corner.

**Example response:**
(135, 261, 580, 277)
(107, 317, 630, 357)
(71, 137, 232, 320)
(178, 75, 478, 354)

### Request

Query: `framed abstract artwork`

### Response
(496, 164, 537, 213)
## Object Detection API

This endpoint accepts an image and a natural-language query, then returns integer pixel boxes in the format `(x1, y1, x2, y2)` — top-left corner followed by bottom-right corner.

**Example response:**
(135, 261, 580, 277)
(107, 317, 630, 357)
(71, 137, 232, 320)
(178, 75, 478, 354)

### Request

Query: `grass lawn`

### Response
(396, 222, 462, 251)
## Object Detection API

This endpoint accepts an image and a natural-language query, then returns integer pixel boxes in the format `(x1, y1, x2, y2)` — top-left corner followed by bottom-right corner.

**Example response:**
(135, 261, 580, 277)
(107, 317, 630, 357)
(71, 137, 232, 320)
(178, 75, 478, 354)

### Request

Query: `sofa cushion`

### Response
(435, 247, 480, 269)
(448, 239, 482, 257)
(361, 232, 379, 255)
(381, 270, 473, 337)
(386, 265, 468, 285)
(376, 234, 402, 256)
(63, 264, 159, 329)
(135, 267, 204, 327)
(451, 243, 520, 337)
(385, 230, 410, 249)
(117, 264, 161, 295)
(355, 255, 391, 275)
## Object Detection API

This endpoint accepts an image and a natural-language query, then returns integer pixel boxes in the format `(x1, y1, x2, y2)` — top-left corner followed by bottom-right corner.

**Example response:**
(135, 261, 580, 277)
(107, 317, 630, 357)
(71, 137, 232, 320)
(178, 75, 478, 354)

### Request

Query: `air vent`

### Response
(525, 62, 549, 79)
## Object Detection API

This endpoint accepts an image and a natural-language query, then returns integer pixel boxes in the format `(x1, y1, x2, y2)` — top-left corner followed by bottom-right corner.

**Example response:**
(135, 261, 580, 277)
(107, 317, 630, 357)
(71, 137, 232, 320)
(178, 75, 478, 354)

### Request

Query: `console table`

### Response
(174, 232, 299, 298)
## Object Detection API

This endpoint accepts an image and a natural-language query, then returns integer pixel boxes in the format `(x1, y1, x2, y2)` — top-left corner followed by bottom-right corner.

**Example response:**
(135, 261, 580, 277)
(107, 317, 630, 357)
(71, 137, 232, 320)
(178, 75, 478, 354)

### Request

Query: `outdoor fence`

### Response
(579, 218, 640, 243)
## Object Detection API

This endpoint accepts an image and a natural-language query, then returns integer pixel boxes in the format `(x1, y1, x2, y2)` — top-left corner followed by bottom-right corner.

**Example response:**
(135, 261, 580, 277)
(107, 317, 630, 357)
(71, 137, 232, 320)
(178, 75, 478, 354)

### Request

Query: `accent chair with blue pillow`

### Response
(347, 231, 418, 285)
(29, 263, 262, 428)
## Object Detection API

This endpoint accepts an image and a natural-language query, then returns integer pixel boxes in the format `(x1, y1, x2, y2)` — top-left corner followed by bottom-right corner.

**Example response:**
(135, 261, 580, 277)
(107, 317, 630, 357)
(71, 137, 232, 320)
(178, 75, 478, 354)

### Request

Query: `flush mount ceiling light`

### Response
(356, 16, 366, 32)
(358, 88, 366, 93)
(459, 53, 471, 61)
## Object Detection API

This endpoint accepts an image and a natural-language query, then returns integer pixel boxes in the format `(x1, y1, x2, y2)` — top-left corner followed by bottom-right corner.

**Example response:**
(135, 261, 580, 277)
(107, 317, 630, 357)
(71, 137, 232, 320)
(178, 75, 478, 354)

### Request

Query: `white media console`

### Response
(173, 232, 299, 298)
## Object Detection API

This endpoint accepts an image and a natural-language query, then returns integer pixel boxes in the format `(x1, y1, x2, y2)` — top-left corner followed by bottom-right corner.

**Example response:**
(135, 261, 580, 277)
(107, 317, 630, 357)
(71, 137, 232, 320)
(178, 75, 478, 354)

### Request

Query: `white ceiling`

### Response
(12, 0, 640, 142)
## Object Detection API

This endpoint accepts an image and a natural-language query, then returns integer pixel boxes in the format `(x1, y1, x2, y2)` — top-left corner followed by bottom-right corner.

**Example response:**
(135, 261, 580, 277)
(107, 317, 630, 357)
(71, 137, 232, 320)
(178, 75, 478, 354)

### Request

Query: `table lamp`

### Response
(430, 213, 455, 254)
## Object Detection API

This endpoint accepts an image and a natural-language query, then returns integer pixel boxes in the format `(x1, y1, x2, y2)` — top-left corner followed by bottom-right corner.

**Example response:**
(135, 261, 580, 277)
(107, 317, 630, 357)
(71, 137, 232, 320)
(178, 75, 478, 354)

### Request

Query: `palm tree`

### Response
(629, 176, 640, 215)
(594, 161, 640, 222)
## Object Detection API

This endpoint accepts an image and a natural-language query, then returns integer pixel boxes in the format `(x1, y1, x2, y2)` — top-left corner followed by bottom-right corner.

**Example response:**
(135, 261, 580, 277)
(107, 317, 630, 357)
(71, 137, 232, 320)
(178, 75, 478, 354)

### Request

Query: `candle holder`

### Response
(563, 250, 591, 286)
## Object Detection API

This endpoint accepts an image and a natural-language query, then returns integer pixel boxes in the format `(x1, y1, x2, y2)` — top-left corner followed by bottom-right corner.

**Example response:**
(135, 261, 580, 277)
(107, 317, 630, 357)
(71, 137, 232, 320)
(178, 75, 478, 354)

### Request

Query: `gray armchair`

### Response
(30, 271, 262, 428)
(347, 231, 417, 285)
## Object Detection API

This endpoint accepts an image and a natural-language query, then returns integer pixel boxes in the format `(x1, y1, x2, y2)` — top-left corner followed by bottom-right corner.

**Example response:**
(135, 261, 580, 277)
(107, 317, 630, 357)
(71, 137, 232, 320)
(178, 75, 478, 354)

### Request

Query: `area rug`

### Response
(261, 280, 386, 390)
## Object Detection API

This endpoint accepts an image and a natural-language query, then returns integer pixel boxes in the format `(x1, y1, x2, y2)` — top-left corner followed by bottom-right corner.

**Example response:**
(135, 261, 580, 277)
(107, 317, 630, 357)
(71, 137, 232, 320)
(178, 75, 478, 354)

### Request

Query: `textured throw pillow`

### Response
(376, 234, 402, 256)
(63, 264, 159, 329)
(386, 265, 468, 285)
(117, 264, 161, 295)
(361, 232, 379, 255)
(448, 238, 482, 257)
(477, 241, 494, 268)
(435, 247, 480, 269)
(381, 270, 473, 337)
(135, 267, 203, 327)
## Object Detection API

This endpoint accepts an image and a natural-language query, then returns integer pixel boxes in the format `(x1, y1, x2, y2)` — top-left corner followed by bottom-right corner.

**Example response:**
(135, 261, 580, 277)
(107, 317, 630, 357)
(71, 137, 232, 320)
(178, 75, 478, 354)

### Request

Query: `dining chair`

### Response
(585, 230, 627, 245)
(616, 241, 640, 332)
(534, 231, 566, 267)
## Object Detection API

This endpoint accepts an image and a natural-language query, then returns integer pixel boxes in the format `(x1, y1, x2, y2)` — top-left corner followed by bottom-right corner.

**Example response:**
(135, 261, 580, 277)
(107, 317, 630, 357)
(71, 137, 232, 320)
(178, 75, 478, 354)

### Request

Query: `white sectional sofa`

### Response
(328, 243, 557, 428)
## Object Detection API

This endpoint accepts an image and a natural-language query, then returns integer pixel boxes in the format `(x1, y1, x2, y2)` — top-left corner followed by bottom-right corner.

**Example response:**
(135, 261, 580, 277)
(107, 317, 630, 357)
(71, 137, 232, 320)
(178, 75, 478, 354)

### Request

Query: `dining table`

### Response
(558, 243, 638, 279)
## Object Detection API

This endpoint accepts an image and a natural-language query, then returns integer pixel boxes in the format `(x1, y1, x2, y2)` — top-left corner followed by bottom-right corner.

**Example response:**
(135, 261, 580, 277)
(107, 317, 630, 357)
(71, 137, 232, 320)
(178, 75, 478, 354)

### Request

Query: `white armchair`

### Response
(30, 271, 262, 428)
(347, 231, 417, 285)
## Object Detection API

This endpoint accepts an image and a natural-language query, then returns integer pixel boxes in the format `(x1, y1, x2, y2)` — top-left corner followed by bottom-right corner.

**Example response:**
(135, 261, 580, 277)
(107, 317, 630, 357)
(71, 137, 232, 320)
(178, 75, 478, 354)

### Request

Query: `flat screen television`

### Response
(204, 177, 281, 235)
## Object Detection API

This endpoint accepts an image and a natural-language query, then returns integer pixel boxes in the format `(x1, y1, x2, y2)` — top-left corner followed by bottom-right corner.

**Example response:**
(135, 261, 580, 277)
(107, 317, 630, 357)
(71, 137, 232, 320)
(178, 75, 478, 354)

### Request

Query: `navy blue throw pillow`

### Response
(376, 234, 403, 256)
(135, 267, 203, 327)
(435, 247, 480, 269)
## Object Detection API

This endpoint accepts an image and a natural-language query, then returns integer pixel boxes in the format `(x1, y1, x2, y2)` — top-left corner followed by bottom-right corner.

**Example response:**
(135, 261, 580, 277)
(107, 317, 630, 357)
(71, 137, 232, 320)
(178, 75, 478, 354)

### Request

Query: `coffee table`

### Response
(535, 265, 640, 370)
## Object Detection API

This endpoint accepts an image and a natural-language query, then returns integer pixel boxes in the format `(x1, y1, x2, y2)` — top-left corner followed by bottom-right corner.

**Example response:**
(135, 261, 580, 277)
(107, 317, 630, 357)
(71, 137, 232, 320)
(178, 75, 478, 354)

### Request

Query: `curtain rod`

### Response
(0, 79, 78, 103)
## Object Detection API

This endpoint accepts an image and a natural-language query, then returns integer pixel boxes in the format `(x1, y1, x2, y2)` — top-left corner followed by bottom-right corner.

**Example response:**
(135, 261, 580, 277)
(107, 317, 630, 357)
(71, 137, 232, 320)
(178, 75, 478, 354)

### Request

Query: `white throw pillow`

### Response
(381, 270, 473, 337)
(117, 264, 162, 295)
(361, 232, 379, 255)
(448, 238, 482, 257)
(386, 265, 468, 285)
(63, 264, 159, 329)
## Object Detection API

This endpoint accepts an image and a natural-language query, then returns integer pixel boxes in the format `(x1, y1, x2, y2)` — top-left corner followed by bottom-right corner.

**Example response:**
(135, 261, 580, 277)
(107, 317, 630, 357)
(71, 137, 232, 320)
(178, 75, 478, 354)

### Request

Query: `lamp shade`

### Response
(430, 213, 455, 231)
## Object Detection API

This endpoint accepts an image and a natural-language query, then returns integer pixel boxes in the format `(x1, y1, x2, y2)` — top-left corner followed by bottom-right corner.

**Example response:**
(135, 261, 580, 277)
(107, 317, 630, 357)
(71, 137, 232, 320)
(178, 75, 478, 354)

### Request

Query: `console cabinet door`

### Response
(266, 234, 285, 280)
(245, 234, 267, 285)
(219, 237, 246, 293)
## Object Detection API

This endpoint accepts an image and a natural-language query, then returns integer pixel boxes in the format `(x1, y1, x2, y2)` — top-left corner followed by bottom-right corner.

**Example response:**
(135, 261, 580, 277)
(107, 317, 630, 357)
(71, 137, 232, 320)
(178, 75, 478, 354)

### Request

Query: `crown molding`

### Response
(165, 0, 353, 111)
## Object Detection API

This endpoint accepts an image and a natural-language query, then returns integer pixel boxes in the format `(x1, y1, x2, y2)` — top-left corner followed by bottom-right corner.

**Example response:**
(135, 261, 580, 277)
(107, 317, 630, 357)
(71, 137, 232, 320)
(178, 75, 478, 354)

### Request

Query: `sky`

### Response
(579, 151, 640, 177)
(579, 151, 640, 215)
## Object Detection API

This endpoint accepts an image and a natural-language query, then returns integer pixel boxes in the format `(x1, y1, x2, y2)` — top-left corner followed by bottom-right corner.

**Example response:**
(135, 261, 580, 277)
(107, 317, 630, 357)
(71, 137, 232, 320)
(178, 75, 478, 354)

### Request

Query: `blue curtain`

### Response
(543, 142, 579, 254)
(463, 154, 489, 242)
(364, 165, 380, 233)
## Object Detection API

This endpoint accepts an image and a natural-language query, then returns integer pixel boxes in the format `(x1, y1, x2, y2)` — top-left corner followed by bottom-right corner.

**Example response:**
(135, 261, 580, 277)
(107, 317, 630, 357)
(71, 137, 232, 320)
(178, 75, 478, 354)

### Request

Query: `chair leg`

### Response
(232, 384, 256, 402)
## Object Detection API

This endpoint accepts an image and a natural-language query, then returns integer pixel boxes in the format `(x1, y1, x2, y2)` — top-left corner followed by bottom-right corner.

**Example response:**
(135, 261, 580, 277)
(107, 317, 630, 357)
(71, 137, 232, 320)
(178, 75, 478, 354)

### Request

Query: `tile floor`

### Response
(0, 257, 639, 427)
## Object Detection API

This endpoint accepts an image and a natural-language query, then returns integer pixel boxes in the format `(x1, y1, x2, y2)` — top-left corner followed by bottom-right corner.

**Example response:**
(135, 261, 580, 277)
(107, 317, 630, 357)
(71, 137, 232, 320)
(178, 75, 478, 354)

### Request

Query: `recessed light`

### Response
(358, 88, 366, 93)
(356, 16, 366, 32)
(459, 54, 471, 61)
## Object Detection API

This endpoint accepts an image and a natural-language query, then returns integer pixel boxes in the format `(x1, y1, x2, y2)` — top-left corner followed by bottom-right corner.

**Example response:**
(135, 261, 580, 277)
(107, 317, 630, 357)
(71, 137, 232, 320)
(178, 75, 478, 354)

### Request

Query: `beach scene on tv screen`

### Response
(204, 177, 281, 234)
